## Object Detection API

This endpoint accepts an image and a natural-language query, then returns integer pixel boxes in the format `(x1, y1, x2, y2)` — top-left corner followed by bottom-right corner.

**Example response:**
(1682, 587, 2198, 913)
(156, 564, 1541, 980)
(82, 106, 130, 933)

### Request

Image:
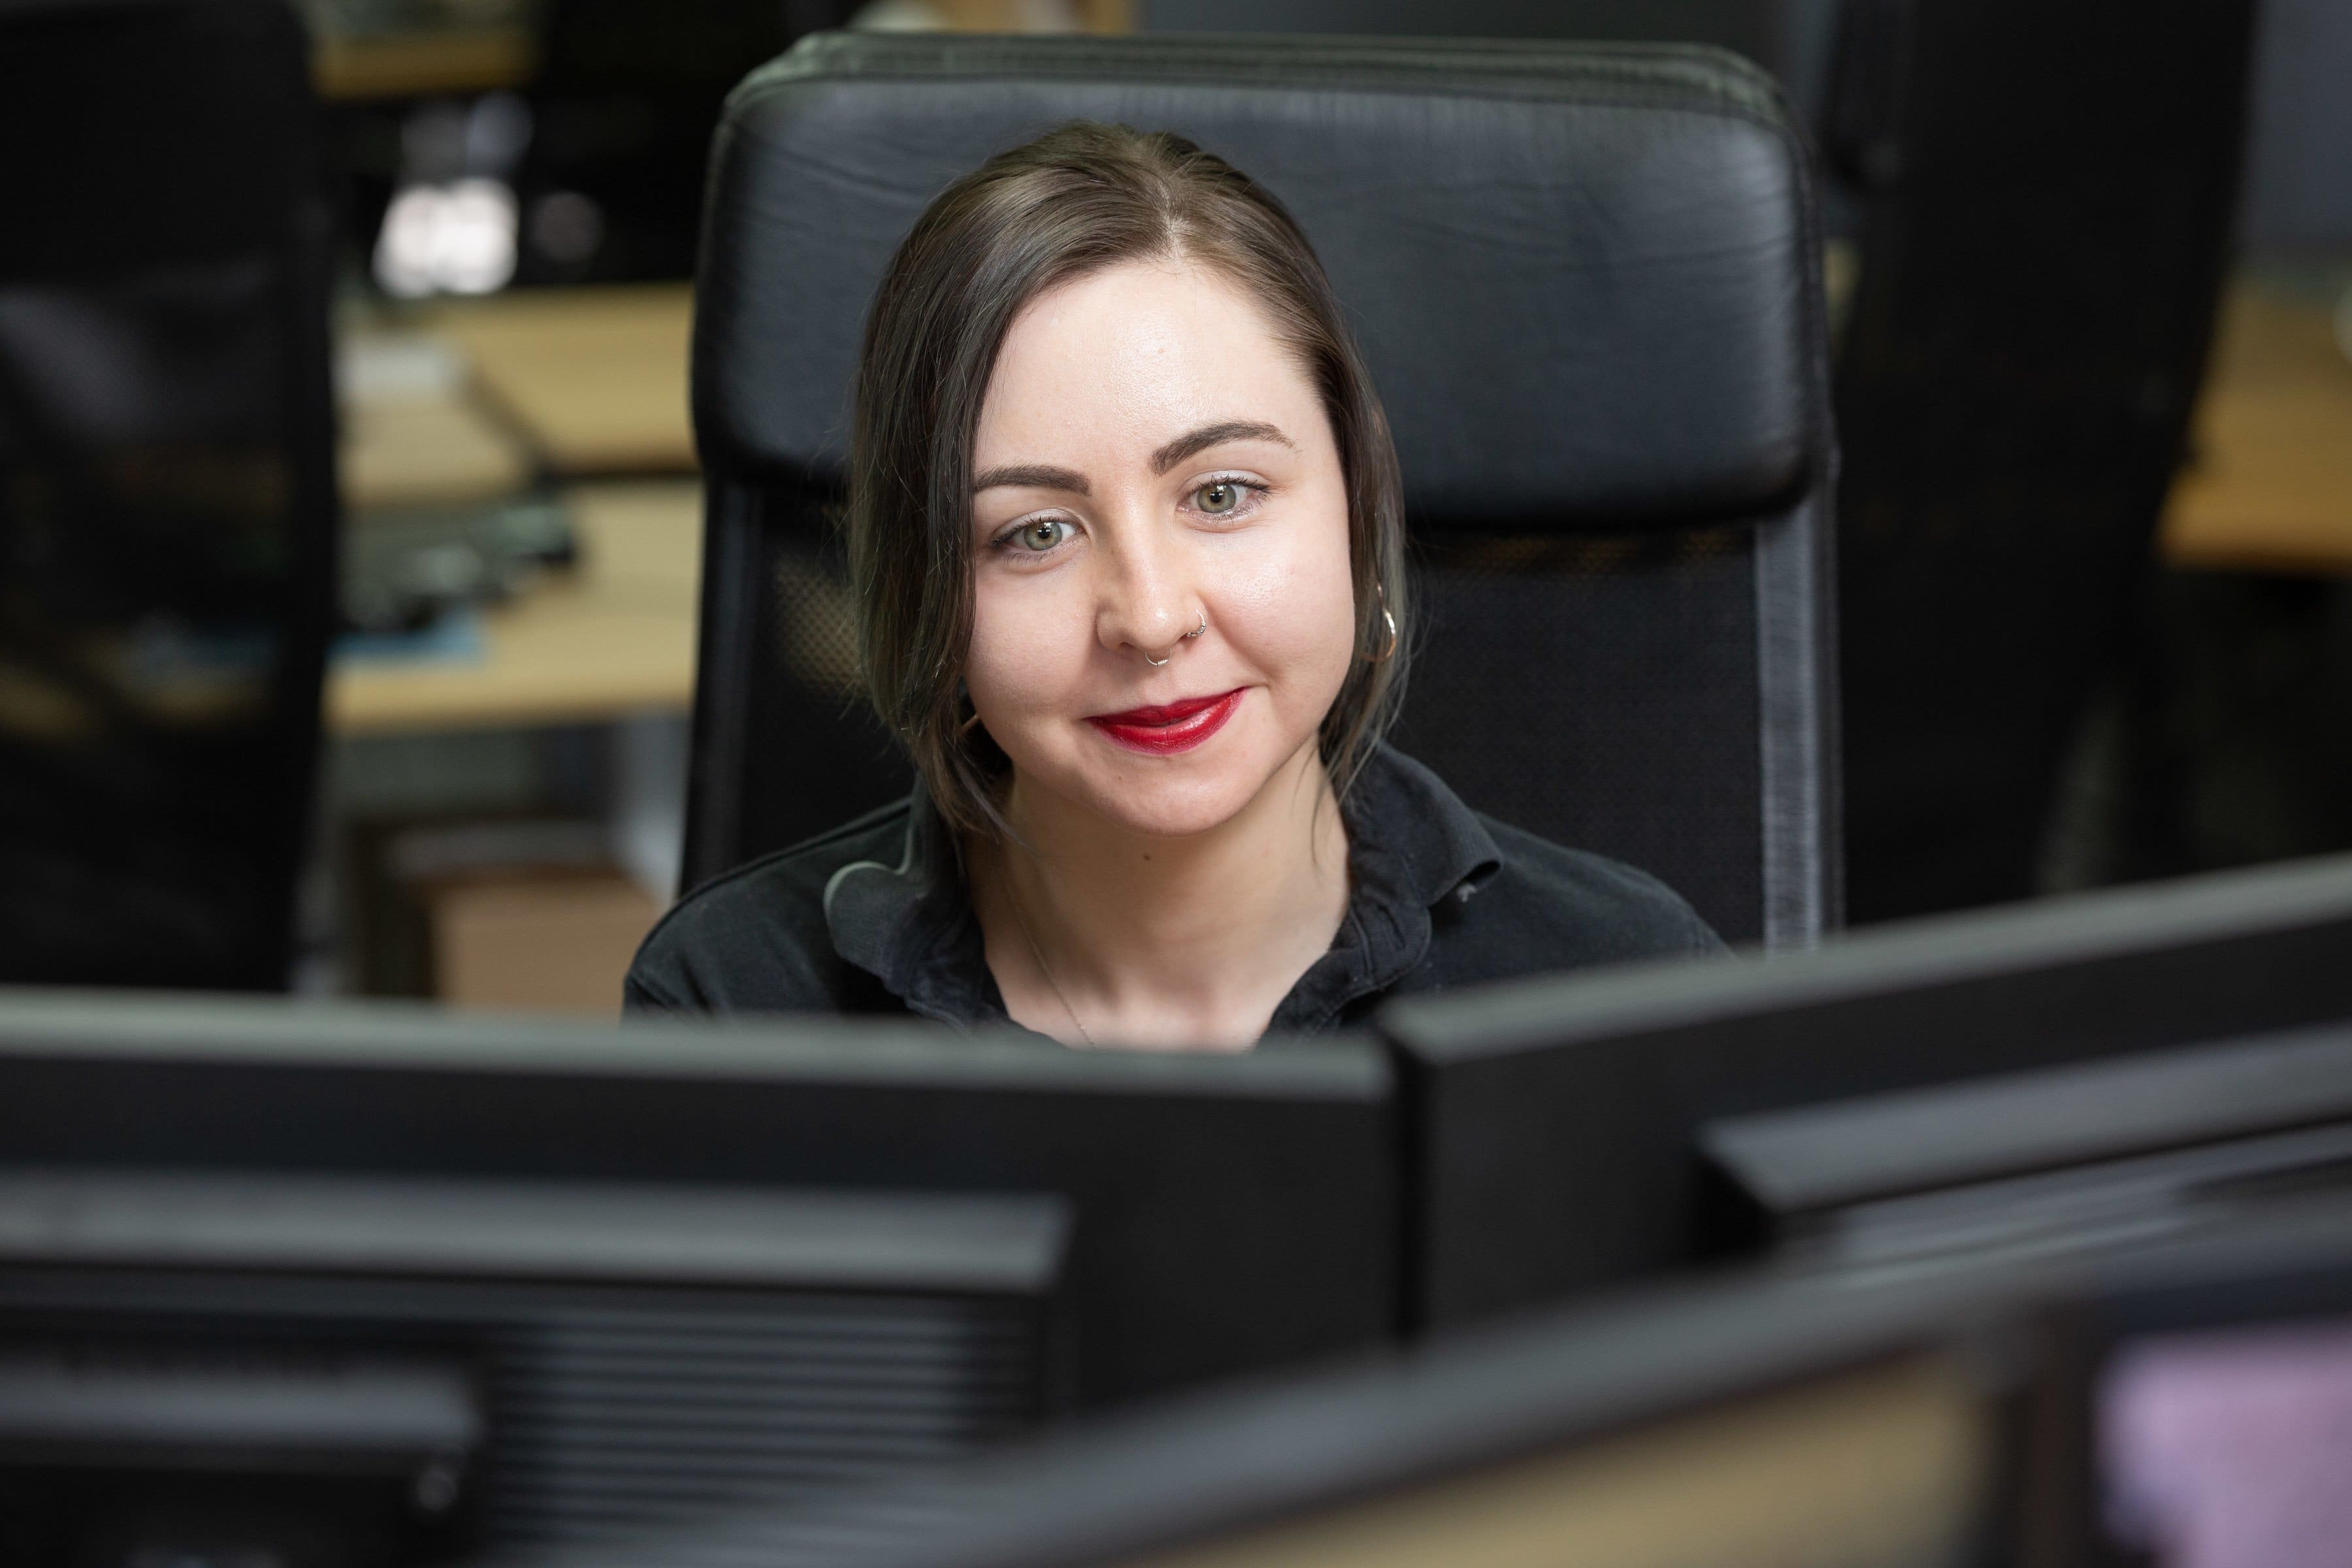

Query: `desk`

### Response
(2161, 281, 2352, 576)
(425, 286, 697, 476)
(341, 385, 532, 510)
(329, 481, 701, 736)
(313, 29, 535, 101)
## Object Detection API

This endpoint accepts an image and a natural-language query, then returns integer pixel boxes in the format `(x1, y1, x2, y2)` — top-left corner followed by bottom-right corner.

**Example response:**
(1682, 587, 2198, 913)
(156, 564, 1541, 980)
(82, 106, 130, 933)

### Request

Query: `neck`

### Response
(977, 743, 1350, 1050)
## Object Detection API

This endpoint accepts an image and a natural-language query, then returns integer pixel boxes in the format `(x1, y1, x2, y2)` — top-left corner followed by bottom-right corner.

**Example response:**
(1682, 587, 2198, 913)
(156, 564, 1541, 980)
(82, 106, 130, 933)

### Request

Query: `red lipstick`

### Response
(1086, 689, 1245, 755)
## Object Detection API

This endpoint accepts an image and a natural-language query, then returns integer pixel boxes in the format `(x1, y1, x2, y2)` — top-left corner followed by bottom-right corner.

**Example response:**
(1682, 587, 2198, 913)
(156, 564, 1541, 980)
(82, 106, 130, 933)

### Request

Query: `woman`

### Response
(627, 122, 1722, 1047)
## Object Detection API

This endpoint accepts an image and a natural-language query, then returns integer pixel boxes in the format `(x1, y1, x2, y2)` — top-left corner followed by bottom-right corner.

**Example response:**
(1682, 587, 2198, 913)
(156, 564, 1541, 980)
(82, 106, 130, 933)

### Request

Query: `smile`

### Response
(1085, 689, 1246, 755)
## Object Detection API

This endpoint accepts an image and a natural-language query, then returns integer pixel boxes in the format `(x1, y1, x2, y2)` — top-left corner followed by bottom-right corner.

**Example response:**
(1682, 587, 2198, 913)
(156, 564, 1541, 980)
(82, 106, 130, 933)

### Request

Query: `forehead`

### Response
(974, 256, 1325, 466)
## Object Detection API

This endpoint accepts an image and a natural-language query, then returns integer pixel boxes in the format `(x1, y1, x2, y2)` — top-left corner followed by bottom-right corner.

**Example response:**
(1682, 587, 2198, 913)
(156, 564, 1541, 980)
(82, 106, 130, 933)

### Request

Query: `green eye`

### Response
(1196, 481, 1241, 515)
(1019, 518, 1069, 552)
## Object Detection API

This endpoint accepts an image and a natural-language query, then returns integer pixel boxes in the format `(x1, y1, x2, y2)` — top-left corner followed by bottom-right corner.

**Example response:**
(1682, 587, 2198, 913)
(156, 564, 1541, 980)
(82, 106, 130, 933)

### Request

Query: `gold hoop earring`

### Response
(1368, 604, 1399, 664)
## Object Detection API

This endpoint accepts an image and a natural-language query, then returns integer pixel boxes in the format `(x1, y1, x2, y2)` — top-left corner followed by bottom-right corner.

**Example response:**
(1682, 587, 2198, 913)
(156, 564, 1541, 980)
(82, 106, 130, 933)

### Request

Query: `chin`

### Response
(1076, 762, 1268, 840)
(1036, 719, 1316, 837)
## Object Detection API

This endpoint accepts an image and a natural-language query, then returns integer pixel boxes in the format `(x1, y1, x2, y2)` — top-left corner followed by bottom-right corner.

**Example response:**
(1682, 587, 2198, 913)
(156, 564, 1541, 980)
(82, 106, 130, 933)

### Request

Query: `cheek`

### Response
(964, 573, 1088, 727)
(1215, 506, 1358, 703)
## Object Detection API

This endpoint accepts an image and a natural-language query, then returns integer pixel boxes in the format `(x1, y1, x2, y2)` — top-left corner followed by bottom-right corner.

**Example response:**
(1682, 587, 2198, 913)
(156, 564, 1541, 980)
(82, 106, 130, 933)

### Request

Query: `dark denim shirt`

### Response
(625, 745, 1725, 1033)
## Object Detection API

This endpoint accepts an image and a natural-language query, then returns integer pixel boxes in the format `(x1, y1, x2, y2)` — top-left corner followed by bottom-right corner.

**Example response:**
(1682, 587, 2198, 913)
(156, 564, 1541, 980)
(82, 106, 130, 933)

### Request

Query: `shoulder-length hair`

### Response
(847, 120, 1411, 841)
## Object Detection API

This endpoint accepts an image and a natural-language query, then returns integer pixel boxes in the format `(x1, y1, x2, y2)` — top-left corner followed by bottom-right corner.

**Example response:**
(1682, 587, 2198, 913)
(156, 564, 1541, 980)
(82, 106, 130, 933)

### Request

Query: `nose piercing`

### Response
(1142, 612, 1205, 666)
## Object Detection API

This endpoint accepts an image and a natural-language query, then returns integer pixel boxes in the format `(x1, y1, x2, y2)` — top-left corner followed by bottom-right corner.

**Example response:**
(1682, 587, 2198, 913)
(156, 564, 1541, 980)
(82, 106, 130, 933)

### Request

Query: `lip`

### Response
(1085, 688, 1246, 755)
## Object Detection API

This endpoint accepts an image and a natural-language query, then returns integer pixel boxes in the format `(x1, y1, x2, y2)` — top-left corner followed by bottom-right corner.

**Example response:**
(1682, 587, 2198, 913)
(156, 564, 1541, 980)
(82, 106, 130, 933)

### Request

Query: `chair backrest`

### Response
(1828, 0, 2259, 922)
(0, 0, 336, 988)
(685, 33, 1839, 948)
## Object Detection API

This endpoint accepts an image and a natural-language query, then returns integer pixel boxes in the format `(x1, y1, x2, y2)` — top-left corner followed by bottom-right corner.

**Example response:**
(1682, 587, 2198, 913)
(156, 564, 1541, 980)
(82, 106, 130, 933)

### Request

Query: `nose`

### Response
(1095, 521, 1200, 665)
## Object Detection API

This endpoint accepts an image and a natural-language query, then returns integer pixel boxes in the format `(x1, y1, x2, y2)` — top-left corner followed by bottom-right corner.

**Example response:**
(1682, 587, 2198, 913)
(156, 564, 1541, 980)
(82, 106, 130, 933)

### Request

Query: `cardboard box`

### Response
(423, 867, 657, 1016)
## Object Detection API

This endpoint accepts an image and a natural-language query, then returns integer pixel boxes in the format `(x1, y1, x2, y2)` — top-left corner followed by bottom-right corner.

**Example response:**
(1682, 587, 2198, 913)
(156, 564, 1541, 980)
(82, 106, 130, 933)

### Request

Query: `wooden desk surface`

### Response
(2161, 281, 2352, 575)
(341, 387, 532, 510)
(425, 286, 698, 477)
(313, 29, 535, 101)
(329, 481, 701, 737)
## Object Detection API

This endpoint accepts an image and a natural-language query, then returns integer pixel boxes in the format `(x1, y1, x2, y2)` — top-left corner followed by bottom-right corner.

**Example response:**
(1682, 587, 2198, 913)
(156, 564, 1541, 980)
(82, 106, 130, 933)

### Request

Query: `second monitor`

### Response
(1380, 851, 2352, 1328)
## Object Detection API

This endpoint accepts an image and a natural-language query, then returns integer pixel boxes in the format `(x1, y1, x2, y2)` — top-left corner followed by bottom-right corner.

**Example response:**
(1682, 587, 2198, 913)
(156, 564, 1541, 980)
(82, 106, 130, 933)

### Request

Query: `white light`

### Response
(438, 178, 518, 295)
(374, 186, 444, 298)
(372, 179, 519, 299)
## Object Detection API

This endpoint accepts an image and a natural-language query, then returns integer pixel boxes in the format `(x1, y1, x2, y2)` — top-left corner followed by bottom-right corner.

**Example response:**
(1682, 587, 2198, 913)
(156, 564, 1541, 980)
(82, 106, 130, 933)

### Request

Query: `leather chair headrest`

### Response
(694, 32, 1826, 531)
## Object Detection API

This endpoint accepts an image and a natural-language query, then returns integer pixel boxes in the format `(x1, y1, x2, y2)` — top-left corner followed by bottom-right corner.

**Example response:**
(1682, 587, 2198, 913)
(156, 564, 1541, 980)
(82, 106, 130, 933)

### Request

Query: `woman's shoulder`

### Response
(623, 801, 913, 1017)
(1446, 815, 1728, 975)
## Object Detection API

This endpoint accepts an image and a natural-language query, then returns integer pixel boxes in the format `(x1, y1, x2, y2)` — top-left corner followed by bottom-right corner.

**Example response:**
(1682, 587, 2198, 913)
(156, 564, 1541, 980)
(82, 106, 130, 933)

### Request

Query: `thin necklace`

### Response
(1005, 875, 1100, 1050)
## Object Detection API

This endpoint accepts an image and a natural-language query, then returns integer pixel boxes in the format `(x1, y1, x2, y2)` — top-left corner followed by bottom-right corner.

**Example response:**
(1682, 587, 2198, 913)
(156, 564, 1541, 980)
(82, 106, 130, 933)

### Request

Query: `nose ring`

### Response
(1142, 612, 1206, 666)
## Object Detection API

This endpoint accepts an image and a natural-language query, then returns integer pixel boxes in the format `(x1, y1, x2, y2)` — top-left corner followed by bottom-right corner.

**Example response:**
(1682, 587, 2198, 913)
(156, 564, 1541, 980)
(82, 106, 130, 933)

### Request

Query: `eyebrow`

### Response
(968, 421, 1295, 496)
(972, 463, 1090, 496)
(1151, 419, 1294, 476)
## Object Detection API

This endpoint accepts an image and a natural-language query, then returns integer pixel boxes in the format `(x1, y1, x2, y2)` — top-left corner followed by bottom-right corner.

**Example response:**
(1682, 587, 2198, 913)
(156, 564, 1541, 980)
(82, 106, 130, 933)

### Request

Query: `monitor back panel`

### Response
(0, 1001, 1396, 1410)
(0, 1171, 1066, 1557)
(1382, 857, 2352, 1327)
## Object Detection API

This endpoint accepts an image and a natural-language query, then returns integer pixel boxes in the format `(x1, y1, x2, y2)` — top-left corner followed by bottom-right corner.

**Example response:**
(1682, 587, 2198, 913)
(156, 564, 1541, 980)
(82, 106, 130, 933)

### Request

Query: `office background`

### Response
(257, 0, 2352, 1013)
(5, 5, 2352, 1564)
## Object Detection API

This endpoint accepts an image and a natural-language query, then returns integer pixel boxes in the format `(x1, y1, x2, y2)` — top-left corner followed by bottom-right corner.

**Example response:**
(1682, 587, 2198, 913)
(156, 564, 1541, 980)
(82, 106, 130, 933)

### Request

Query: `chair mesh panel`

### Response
(1395, 527, 1764, 941)
(730, 497, 911, 866)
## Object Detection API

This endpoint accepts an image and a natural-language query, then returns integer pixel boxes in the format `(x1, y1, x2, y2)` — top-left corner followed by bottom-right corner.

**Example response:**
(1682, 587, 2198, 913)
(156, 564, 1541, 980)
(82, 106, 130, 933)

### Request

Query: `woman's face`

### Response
(965, 255, 1357, 841)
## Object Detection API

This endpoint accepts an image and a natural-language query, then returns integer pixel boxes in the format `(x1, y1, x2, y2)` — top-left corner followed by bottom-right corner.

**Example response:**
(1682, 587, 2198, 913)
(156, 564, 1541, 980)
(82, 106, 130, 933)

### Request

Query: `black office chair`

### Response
(684, 33, 1839, 949)
(1827, 0, 2260, 922)
(0, 0, 336, 988)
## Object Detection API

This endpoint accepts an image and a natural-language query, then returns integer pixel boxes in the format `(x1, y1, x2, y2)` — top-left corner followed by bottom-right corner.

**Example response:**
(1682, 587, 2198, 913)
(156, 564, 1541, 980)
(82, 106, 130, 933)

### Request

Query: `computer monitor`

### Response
(503, 1262, 2040, 1568)
(1379, 851, 2352, 1330)
(0, 991, 1394, 1563)
(1701, 1015, 2352, 1275)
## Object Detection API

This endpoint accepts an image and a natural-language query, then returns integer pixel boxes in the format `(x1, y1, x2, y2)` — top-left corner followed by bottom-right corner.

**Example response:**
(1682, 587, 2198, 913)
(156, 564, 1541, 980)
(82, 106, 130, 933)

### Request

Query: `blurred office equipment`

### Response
(342, 497, 575, 636)
(0, 992, 1392, 1416)
(0, 0, 338, 989)
(683, 33, 1840, 948)
(2072, 1201, 2352, 1568)
(1378, 849, 2352, 1329)
(0, 1171, 1062, 1565)
(511, 0, 847, 286)
(504, 1264, 2035, 1568)
(1829, 0, 2262, 922)
(1705, 1016, 2352, 1274)
(514, 0, 1134, 289)
(379, 1191, 2352, 1568)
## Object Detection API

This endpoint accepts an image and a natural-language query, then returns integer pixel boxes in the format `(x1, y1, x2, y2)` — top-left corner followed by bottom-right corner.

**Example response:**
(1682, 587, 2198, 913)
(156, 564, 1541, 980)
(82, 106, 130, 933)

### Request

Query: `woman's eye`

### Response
(1016, 518, 1070, 552)
(1195, 481, 1242, 515)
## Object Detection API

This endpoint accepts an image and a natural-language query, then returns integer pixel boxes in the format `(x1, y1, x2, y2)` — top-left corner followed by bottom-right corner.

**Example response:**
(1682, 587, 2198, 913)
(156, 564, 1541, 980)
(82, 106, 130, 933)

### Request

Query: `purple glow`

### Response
(2102, 1319, 2352, 1568)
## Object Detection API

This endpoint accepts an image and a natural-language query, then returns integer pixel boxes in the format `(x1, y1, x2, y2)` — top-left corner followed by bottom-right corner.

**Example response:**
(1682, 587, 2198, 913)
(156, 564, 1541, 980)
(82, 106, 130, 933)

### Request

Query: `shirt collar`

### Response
(821, 743, 1503, 1033)
(1268, 744, 1502, 1032)
(821, 780, 990, 1026)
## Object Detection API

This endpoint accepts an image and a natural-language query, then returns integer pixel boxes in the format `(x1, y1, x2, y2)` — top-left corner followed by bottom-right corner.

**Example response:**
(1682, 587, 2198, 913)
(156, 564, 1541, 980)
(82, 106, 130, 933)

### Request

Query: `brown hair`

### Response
(847, 120, 1410, 841)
